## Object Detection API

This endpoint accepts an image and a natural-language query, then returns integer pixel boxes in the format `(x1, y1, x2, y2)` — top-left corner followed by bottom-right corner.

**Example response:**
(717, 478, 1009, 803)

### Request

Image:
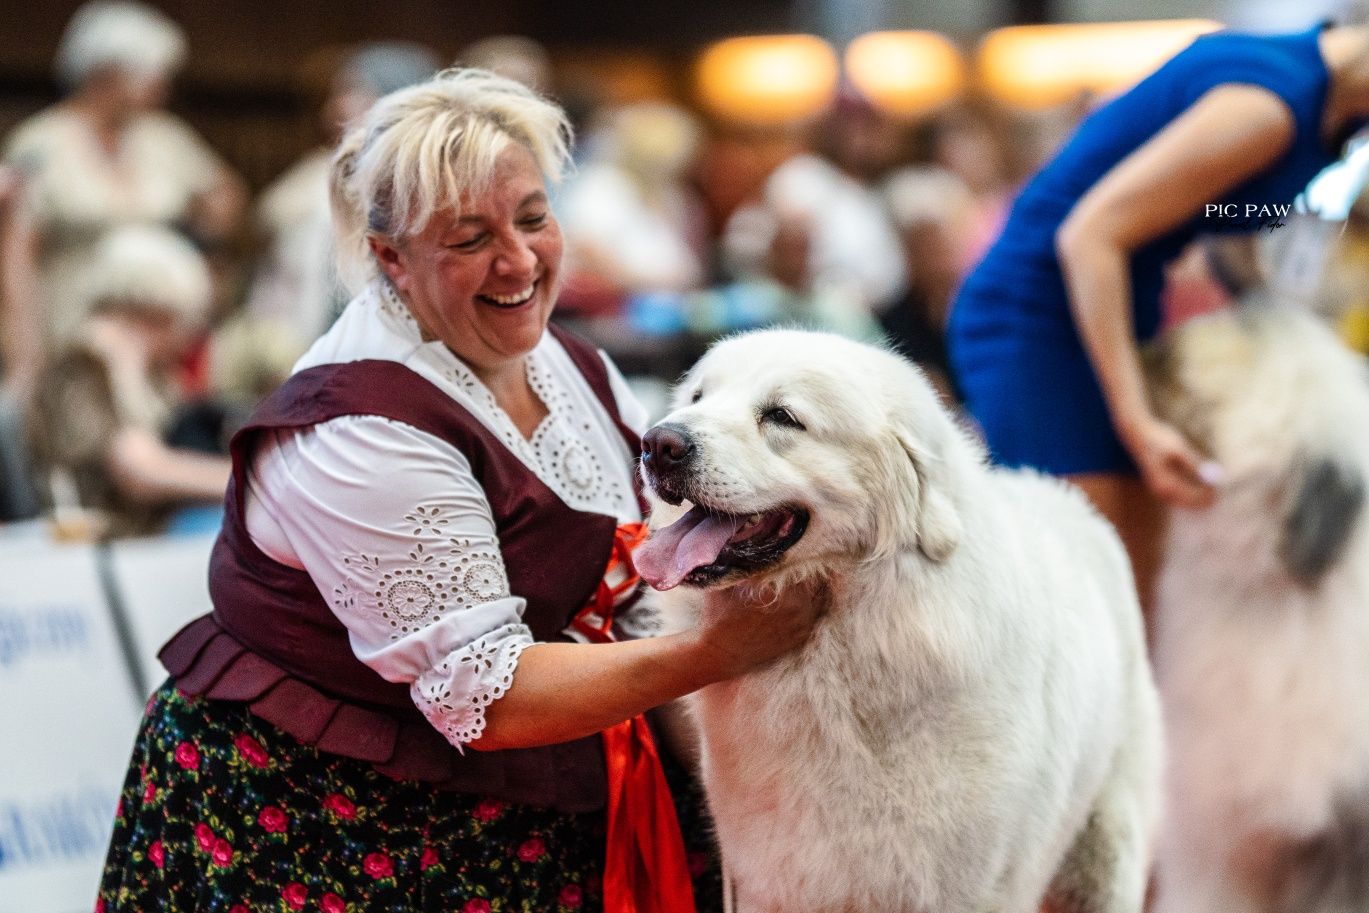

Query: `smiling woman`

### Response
(95, 68, 825, 913)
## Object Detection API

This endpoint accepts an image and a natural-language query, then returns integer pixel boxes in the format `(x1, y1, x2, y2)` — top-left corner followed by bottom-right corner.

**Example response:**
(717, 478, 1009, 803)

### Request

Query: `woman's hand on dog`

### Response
(688, 577, 829, 681)
(1123, 415, 1217, 508)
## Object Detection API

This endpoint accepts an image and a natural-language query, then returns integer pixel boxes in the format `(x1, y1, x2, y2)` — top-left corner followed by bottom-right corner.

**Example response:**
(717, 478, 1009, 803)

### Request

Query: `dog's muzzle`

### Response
(641, 422, 696, 505)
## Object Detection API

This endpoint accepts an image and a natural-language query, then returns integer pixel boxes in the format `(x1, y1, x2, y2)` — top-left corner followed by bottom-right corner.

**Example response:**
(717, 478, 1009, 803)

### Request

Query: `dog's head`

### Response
(1147, 301, 1369, 584)
(634, 329, 972, 591)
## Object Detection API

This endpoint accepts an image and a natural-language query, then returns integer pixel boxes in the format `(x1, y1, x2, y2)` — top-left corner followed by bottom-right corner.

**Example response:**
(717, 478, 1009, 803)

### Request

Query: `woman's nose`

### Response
(494, 235, 538, 276)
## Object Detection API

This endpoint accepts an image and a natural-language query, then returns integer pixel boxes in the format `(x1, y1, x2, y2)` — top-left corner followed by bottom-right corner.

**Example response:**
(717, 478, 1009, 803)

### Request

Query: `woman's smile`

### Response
(478, 279, 539, 308)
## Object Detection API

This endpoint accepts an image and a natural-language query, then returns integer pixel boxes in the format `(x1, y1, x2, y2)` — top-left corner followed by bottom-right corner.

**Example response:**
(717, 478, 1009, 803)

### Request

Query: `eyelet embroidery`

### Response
(458, 558, 506, 602)
(413, 624, 532, 746)
(332, 516, 512, 641)
(378, 280, 418, 325)
(369, 280, 634, 517)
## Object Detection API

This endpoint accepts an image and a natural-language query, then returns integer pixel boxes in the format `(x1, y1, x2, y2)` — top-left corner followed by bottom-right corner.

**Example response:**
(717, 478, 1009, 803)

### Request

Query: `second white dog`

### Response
(1148, 303, 1369, 913)
(636, 330, 1162, 913)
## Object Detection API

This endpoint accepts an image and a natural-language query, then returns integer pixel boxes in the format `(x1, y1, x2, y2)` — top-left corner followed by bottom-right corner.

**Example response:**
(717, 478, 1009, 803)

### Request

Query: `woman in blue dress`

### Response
(948, 22, 1369, 611)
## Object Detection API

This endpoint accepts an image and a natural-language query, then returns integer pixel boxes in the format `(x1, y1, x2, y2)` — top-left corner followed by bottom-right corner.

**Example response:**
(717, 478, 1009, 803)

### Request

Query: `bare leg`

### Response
(1066, 472, 1165, 644)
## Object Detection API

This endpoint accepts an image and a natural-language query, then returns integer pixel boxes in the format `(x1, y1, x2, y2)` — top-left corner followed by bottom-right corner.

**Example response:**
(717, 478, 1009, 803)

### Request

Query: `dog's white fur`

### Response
(1149, 304, 1369, 913)
(648, 330, 1162, 913)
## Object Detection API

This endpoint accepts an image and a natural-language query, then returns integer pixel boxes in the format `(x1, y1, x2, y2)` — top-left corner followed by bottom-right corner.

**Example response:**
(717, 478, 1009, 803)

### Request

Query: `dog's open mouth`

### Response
(636, 504, 809, 590)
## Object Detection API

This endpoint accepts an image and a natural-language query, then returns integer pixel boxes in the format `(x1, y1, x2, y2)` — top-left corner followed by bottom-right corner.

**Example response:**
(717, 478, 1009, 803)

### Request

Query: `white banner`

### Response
(106, 533, 216, 697)
(0, 537, 141, 913)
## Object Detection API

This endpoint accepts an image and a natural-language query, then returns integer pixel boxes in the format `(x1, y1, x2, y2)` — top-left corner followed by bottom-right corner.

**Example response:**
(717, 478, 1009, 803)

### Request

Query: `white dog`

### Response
(635, 329, 1162, 913)
(1148, 302, 1369, 913)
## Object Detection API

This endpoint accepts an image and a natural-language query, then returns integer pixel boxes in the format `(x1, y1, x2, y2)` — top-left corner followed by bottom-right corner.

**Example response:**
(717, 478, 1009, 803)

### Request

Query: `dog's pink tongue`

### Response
(636, 506, 736, 590)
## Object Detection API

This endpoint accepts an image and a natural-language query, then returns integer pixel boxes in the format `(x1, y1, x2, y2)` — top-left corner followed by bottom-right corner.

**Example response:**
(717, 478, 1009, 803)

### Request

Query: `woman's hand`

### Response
(688, 577, 828, 681)
(469, 579, 828, 751)
(1121, 415, 1217, 508)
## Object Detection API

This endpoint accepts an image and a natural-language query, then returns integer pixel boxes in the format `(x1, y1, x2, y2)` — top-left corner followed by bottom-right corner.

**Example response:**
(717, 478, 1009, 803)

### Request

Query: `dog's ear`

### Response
(883, 425, 962, 563)
(1280, 456, 1364, 586)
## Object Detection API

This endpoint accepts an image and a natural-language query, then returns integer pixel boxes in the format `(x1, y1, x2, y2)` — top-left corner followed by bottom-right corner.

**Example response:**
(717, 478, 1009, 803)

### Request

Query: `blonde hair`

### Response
(55, 0, 187, 91)
(330, 67, 572, 292)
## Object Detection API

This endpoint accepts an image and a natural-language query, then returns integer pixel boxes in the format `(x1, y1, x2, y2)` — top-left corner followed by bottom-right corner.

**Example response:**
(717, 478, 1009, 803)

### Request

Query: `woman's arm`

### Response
(244, 416, 824, 753)
(106, 426, 231, 503)
(1056, 84, 1295, 504)
(0, 169, 45, 406)
(471, 583, 822, 750)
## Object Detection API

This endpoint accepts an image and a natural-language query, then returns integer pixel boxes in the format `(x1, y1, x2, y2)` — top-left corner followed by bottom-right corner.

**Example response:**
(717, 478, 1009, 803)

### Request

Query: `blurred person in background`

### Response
(0, 166, 43, 520)
(722, 98, 907, 320)
(687, 203, 882, 342)
(948, 21, 1369, 614)
(879, 165, 973, 404)
(557, 100, 709, 318)
(221, 41, 439, 400)
(459, 34, 553, 93)
(1, 0, 244, 351)
(28, 224, 229, 538)
(98, 68, 821, 911)
(925, 104, 1015, 273)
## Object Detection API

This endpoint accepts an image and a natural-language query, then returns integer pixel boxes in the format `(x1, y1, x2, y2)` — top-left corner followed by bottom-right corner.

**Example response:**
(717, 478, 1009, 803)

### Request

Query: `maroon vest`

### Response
(160, 325, 641, 812)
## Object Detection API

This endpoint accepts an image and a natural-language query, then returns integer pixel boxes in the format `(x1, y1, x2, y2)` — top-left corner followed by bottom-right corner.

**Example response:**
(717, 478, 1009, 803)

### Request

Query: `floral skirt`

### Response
(98, 681, 721, 912)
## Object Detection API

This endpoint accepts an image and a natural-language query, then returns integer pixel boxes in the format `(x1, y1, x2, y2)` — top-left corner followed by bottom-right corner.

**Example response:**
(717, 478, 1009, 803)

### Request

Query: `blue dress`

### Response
(948, 24, 1346, 475)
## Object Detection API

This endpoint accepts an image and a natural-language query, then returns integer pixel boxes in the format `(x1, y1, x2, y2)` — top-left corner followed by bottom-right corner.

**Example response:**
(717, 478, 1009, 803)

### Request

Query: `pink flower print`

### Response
(420, 846, 439, 870)
(95, 900, 104, 913)
(257, 805, 288, 834)
(211, 838, 233, 867)
(559, 883, 584, 907)
(233, 733, 270, 768)
(363, 851, 394, 879)
(195, 822, 215, 852)
(229, 906, 249, 913)
(148, 839, 165, 869)
(281, 883, 308, 910)
(142, 781, 157, 804)
(174, 741, 200, 770)
(473, 798, 505, 822)
(321, 893, 347, 913)
(517, 837, 547, 862)
(323, 792, 356, 819)
(462, 901, 492, 913)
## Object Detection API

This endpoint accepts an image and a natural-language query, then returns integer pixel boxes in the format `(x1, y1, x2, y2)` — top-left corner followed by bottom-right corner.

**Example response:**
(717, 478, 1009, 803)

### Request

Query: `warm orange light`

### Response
(977, 19, 1222, 109)
(696, 35, 840, 125)
(845, 31, 967, 117)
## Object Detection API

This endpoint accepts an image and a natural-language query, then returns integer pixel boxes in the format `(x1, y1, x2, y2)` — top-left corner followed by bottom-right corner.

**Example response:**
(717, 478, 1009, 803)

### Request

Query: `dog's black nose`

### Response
(642, 423, 695, 472)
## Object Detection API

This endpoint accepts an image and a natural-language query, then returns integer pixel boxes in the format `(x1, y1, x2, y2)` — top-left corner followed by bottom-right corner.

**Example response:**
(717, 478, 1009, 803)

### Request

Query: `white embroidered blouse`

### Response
(243, 281, 649, 748)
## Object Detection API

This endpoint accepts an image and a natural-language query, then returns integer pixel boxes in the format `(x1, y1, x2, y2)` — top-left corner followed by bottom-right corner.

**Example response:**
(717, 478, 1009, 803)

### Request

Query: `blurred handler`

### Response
(2, 0, 243, 349)
(948, 22, 1369, 609)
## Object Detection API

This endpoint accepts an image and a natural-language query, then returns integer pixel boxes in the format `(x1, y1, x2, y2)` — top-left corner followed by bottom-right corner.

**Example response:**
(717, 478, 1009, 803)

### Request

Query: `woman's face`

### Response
(371, 143, 562, 378)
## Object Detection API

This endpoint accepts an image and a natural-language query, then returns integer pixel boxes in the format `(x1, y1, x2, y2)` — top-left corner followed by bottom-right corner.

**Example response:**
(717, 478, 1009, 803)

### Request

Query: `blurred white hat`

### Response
(86, 224, 212, 326)
(55, 0, 187, 90)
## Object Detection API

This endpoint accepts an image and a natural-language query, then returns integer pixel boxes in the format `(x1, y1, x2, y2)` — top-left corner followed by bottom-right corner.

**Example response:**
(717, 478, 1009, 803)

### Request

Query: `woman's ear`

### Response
(367, 235, 409, 293)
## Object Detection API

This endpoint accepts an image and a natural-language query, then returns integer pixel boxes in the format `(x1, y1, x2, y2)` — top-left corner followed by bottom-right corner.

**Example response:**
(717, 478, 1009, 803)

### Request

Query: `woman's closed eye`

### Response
(520, 212, 549, 230)
(449, 233, 488, 252)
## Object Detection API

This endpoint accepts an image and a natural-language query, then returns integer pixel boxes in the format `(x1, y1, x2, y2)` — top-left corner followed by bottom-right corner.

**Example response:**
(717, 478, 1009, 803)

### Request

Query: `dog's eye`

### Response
(761, 406, 805, 430)
(691, 389, 703, 404)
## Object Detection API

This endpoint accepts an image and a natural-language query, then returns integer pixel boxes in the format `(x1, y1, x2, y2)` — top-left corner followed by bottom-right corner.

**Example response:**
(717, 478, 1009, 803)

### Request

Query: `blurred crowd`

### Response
(0, 0, 1086, 538)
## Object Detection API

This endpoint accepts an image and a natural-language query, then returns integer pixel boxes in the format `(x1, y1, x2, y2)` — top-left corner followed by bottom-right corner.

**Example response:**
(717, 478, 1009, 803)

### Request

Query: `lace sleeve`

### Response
(244, 414, 537, 748)
(411, 622, 533, 748)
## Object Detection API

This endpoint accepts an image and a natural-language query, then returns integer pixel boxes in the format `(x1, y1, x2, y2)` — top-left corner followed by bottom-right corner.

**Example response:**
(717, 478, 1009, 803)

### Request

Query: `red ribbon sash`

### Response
(572, 522, 697, 913)
(602, 715, 697, 913)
